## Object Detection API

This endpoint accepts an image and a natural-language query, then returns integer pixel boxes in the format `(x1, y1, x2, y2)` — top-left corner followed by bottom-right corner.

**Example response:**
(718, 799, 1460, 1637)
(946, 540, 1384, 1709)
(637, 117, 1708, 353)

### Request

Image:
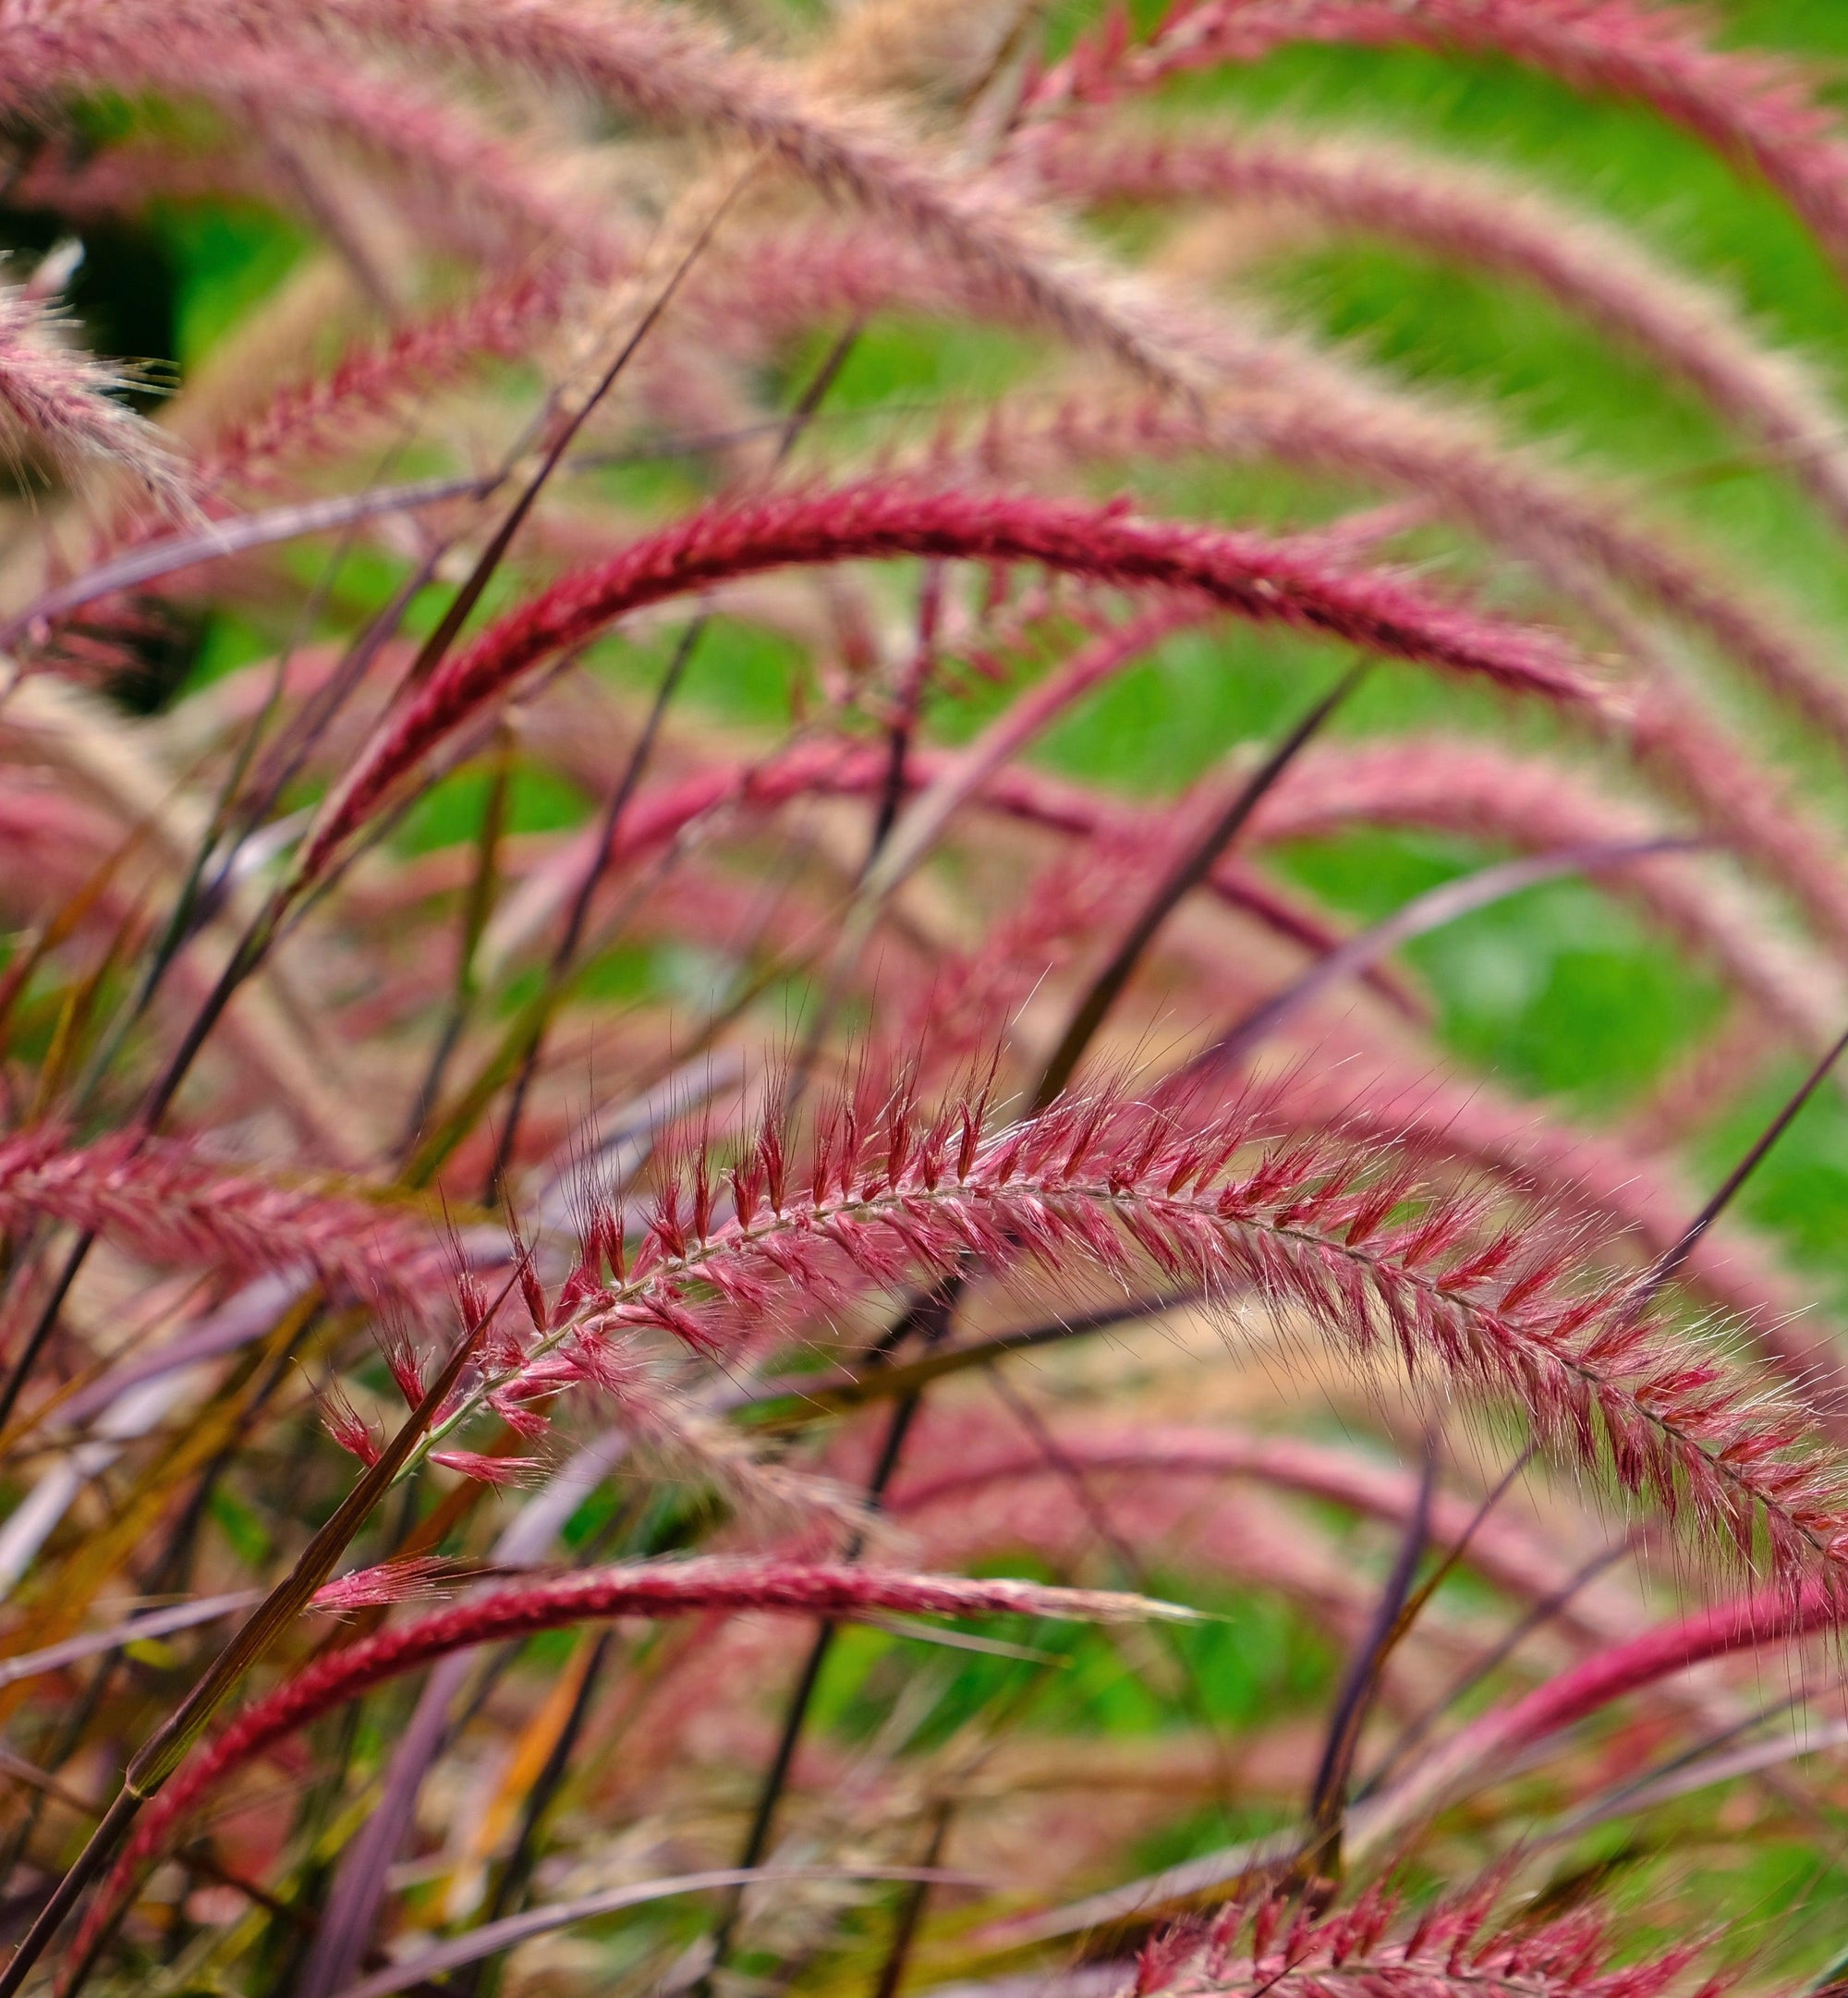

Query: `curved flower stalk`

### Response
(892, 1418, 1615, 1631)
(687, 210, 1848, 781)
(404, 1085, 1848, 1601)
(196, 262, 585, 495)
(199, 48, 594, 263)
(7, 136, 268, 228)
(0, 18, 611, 277)
(938, 375, 1848, 775)
(1032, 120, 1848, 534)
(1260, 1053, 1842, 1410)
(475, 729, 1841, 1065)
(910, 394, 1848, 956)
(1352, 1575, 1845, 1858)
(132, 43, 592, 293)
(71, 1556, 1191, 1974)
(305, 479, 1617, 878)
(1244, 736, 1848, 1051)
(6, 0, 1205, 401)
(966, 742, 1841, 1057)
(1036, 0, 1848, 284)
(0, 278, 189, 513)
(1003, 1574, 1847, 1951)
(0, 1130, 449, 1319)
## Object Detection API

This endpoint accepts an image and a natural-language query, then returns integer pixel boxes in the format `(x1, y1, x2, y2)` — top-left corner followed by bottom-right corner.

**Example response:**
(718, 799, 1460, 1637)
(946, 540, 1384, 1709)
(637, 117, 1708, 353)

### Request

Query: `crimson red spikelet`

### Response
(305, 481, 1615, 876)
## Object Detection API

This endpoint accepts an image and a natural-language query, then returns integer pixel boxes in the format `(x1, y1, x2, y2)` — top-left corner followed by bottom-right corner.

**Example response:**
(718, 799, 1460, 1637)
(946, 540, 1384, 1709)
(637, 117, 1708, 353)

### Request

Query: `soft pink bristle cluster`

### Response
(381, 1081, 1848, 1602)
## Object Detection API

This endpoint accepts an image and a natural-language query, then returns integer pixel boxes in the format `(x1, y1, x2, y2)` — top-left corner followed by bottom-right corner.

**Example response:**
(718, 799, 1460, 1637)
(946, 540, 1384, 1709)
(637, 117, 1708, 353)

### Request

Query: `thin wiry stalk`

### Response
(981, 1551, 1836, 1952)
(455, 1625, 617, 1998)
(1186, 839, 1704, 1076)
(1030, 656, 1368, 1111)
(1241, 735, 1848, 1051)
(483, 319, 862, 1198)
(1360, 1535, 1646, 1798)
(699, 1374, 943, 1986)
(1297, 1431, 1436, 1883)
(1632, 1016, 1848, 1306)
(401, 725, 513, 1151)
(1, 1274, 510, 1997)
(0, 474, 488, 671)
(322, 1866, 978, 1998)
